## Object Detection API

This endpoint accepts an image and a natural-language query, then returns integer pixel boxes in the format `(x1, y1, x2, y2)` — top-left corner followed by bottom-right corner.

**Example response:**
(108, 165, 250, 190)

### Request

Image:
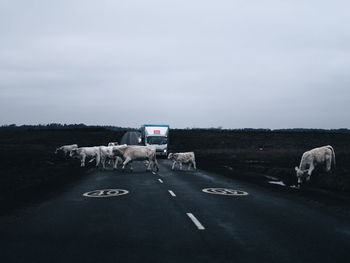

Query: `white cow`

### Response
(108, 142, 119, 146)
(295, 145, 336, 185)
(99, 146, 123, 169)
(168, 152, 196, 170)
(70, 146, 101, 167)
(112, 145, 159, 172)
(55, 144, 78, 156)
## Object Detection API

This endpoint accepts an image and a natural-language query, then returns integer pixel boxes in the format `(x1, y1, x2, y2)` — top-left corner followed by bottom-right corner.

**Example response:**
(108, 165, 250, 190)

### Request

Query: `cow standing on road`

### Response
(295, 145, 336, 185)
(112, 145, 159, 172)
(70, 147, 101, 167)
(55, 144, 78, 157)
(99, 146, 123, 170)
(168, 152, 197, 171)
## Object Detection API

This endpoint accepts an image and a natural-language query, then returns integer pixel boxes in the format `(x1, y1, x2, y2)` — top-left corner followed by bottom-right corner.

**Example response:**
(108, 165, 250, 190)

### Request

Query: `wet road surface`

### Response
(0, 159, 349, 263)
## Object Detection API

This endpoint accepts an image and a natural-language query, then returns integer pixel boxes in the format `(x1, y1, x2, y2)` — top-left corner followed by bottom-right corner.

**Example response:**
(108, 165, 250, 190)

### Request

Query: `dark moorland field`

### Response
(0, 128, 125, 213)
(0, 127, 349, 213)
(170, 129, 350, 191)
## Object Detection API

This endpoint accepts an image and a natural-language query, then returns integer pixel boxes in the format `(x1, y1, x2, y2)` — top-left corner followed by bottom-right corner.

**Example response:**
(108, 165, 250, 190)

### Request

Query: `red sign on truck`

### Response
(154, 130, 160, 134)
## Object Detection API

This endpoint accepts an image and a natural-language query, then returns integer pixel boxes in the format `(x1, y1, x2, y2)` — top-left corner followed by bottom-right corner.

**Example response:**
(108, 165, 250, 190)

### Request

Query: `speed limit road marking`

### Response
(202, 188, 248, 196)
(83, 189, 129, 198)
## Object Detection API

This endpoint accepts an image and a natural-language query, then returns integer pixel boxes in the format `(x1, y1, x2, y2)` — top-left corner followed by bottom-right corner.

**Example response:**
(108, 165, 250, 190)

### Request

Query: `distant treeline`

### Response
(176, 128, 350, 134)
(0, 124, 349, 134)
(0, 123, 136, 131)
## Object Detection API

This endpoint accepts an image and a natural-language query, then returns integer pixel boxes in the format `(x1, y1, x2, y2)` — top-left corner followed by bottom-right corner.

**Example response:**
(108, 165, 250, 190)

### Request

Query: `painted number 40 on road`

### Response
(83, 189, 129, 198)
(202, 188, 248, 196)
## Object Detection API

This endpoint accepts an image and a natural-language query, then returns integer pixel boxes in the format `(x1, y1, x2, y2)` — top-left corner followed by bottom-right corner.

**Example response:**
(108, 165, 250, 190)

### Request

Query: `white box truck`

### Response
(141, 124, 169, 157)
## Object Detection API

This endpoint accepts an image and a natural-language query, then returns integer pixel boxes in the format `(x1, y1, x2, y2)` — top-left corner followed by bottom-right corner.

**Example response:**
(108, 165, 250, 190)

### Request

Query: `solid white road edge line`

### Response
(158, 179, 163, 183)
(186, 213, 205, 230)
(168, 190, 176, 197)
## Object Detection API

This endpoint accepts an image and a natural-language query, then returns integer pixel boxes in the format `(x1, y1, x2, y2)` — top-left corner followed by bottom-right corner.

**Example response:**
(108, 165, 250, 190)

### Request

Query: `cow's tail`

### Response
(327, 145, 336, 169)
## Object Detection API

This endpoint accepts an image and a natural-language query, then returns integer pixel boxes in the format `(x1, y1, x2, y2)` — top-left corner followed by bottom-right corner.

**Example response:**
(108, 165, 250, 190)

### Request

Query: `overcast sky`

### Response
(0, 0, 349, 128)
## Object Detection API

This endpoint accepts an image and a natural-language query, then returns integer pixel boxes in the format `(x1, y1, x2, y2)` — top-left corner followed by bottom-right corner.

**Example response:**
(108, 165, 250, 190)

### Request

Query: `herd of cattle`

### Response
(54, 143, 197, 173)
(55, 143, 336, 186)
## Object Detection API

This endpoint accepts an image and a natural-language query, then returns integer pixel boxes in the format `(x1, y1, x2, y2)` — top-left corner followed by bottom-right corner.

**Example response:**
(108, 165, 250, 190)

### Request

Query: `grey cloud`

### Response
(0, 0, 349, 128)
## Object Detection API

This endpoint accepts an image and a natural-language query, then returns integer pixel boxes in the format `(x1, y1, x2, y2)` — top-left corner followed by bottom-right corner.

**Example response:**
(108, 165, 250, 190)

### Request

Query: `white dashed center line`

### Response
(158, 179, 163, 183)
(186, 213, 205, 230)
(168, 190, 176, 197)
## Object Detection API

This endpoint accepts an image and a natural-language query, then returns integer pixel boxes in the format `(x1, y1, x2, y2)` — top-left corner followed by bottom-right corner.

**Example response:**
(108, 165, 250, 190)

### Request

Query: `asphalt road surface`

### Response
(1, 158, 350, 263)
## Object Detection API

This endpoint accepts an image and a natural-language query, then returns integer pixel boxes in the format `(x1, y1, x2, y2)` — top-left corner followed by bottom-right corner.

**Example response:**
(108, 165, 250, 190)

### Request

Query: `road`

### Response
(1, 158, 350, 263)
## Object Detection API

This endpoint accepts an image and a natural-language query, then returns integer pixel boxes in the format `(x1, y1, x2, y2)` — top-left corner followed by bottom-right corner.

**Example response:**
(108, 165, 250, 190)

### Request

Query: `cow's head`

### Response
(112, 145, 127, 157)
(167, 153, 174, 159)
(55, 146, 64, 154)
(294, 166, 308, 185)
(70, 148, 79, 158)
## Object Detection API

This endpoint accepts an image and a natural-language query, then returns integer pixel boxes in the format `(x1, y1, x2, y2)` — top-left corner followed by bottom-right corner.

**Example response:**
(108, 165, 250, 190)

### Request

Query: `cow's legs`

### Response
(306, 165, 314, 181)
(179, 162, 183, 170)
(149, 161, 157, 172)
(122, 157, 132, 170)
(116, 157, 123, 169)
(149, 157, 159, 172)
(154, 159, 159, 172)
(325, 159, 332, 172)
(146, 159, 152, 170)
(193, 160, 197, 170)
(113, 158, 118, 169)
(101, 157, 106, 169)
(172, 161, 176, 170)
(95, 153, 101, 167)
(81, 155, 86, 167)
(188, 162, 192, 170)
